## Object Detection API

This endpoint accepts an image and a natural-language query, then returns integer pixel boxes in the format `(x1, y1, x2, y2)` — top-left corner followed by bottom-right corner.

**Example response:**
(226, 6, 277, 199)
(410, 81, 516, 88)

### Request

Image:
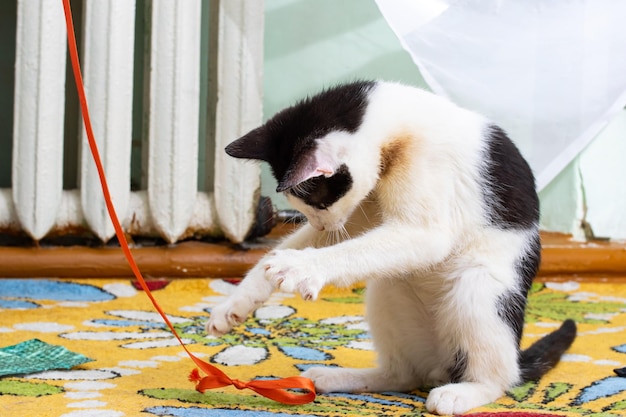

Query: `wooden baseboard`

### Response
(0, 240, 267, 279)
(0, 229, 624, 280)
(537, 232, 626, 281)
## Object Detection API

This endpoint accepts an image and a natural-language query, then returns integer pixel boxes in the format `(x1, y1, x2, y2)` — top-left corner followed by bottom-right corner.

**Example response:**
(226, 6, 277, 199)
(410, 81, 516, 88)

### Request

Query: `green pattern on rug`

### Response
(0, 379, 64, 397)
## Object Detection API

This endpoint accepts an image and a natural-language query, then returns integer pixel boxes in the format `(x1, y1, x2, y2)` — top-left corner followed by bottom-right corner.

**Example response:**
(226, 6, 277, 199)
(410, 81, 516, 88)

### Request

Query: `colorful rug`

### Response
(1, 277, 626, 417)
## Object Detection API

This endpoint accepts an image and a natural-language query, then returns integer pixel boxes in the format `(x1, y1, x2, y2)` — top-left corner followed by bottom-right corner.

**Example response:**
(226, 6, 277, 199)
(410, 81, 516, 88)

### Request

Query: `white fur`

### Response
(205, 82, 536, 415)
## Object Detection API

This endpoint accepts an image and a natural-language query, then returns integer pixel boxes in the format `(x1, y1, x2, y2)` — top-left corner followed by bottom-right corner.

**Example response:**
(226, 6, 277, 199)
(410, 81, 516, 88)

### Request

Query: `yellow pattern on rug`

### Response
(1, 278, 625, 417)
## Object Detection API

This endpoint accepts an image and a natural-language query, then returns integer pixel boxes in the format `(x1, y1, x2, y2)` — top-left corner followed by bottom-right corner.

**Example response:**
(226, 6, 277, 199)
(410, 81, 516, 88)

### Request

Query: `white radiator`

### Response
(0, 0, 265, 244)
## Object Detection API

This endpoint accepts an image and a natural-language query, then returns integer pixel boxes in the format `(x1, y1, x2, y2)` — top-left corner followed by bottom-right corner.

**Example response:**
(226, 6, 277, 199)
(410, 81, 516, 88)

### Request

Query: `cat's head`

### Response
(225, 81, 378, 231)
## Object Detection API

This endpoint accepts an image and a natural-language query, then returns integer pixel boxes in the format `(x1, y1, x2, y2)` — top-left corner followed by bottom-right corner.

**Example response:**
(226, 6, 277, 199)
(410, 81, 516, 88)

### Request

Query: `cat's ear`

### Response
(276, 150, 335, 192)
(225, 126, 271, 161)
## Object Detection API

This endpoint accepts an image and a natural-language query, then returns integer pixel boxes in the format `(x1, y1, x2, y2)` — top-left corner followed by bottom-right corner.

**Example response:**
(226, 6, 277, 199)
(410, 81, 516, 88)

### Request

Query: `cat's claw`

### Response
(263, 249, 324, 301)
(205, 296, 254, 336)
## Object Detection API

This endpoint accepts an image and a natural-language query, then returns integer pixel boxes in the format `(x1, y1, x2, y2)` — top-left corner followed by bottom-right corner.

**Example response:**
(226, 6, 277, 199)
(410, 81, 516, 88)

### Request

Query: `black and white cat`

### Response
(205, 80, 576, 415)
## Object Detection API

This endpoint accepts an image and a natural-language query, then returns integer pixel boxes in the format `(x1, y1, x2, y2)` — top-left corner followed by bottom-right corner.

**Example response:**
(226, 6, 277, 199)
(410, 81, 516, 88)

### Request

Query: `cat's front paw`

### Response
(263, 249, 324, 301)
(205, 296, 254, 336)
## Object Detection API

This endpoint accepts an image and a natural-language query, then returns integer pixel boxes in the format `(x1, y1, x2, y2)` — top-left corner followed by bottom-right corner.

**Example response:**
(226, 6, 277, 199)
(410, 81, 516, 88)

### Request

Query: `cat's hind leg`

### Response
(425, 264, 522, 414)
(303, 278, 435, 394)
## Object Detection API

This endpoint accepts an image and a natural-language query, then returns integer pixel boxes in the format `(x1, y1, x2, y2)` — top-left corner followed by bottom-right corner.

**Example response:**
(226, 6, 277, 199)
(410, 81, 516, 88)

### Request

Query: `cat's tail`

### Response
(519, 319, 577, 382)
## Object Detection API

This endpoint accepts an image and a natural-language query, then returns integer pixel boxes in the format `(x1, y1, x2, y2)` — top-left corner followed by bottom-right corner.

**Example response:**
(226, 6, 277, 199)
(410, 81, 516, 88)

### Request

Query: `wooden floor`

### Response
(0, 225, 624, 280)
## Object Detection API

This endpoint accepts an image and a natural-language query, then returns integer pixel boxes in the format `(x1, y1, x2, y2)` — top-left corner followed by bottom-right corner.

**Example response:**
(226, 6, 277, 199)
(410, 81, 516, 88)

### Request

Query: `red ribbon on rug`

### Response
(61, 0, 315, 405)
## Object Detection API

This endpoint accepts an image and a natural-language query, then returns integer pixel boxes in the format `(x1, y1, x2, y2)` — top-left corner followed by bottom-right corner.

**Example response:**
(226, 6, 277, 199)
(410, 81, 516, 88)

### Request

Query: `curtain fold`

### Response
(375, 0, 626, 189)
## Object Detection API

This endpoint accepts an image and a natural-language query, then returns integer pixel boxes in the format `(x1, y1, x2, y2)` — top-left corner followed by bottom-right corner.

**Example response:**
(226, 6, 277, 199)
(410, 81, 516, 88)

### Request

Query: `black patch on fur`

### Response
(497, 231, 540, 344)
(512, 233, 576, 383)
(482, 125, 539, 229)
(448, 350, 468, 383)
(226, 81, 375, 191)
(497, 289, 527, 346)
(290, 164, 353, 209)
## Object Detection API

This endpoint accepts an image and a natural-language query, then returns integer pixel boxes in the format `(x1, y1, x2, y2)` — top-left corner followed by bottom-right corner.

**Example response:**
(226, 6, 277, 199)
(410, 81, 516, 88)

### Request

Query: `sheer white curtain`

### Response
(375, 0, 626, 189)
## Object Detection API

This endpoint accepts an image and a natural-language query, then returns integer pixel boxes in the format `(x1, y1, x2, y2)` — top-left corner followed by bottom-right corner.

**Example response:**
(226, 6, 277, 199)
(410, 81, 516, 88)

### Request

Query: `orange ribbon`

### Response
(61, 0, 315, 405)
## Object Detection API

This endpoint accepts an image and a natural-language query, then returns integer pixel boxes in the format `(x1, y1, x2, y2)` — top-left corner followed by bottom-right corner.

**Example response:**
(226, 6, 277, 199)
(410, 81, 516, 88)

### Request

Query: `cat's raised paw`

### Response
(263, 249, 324, 301)
(205, 296, 254, 336)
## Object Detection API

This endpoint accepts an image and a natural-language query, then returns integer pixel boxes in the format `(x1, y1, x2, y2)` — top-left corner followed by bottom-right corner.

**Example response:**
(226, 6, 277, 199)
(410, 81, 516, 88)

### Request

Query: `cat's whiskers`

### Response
(358, 204, 372, 225)
(289, 181, 313, 198)
(338, 224, 351, 242)
(334, 229, 343, 246)
(324, 229, 341, 246)
(324, 230, 334, 247)
(284, 213, 302, 226)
